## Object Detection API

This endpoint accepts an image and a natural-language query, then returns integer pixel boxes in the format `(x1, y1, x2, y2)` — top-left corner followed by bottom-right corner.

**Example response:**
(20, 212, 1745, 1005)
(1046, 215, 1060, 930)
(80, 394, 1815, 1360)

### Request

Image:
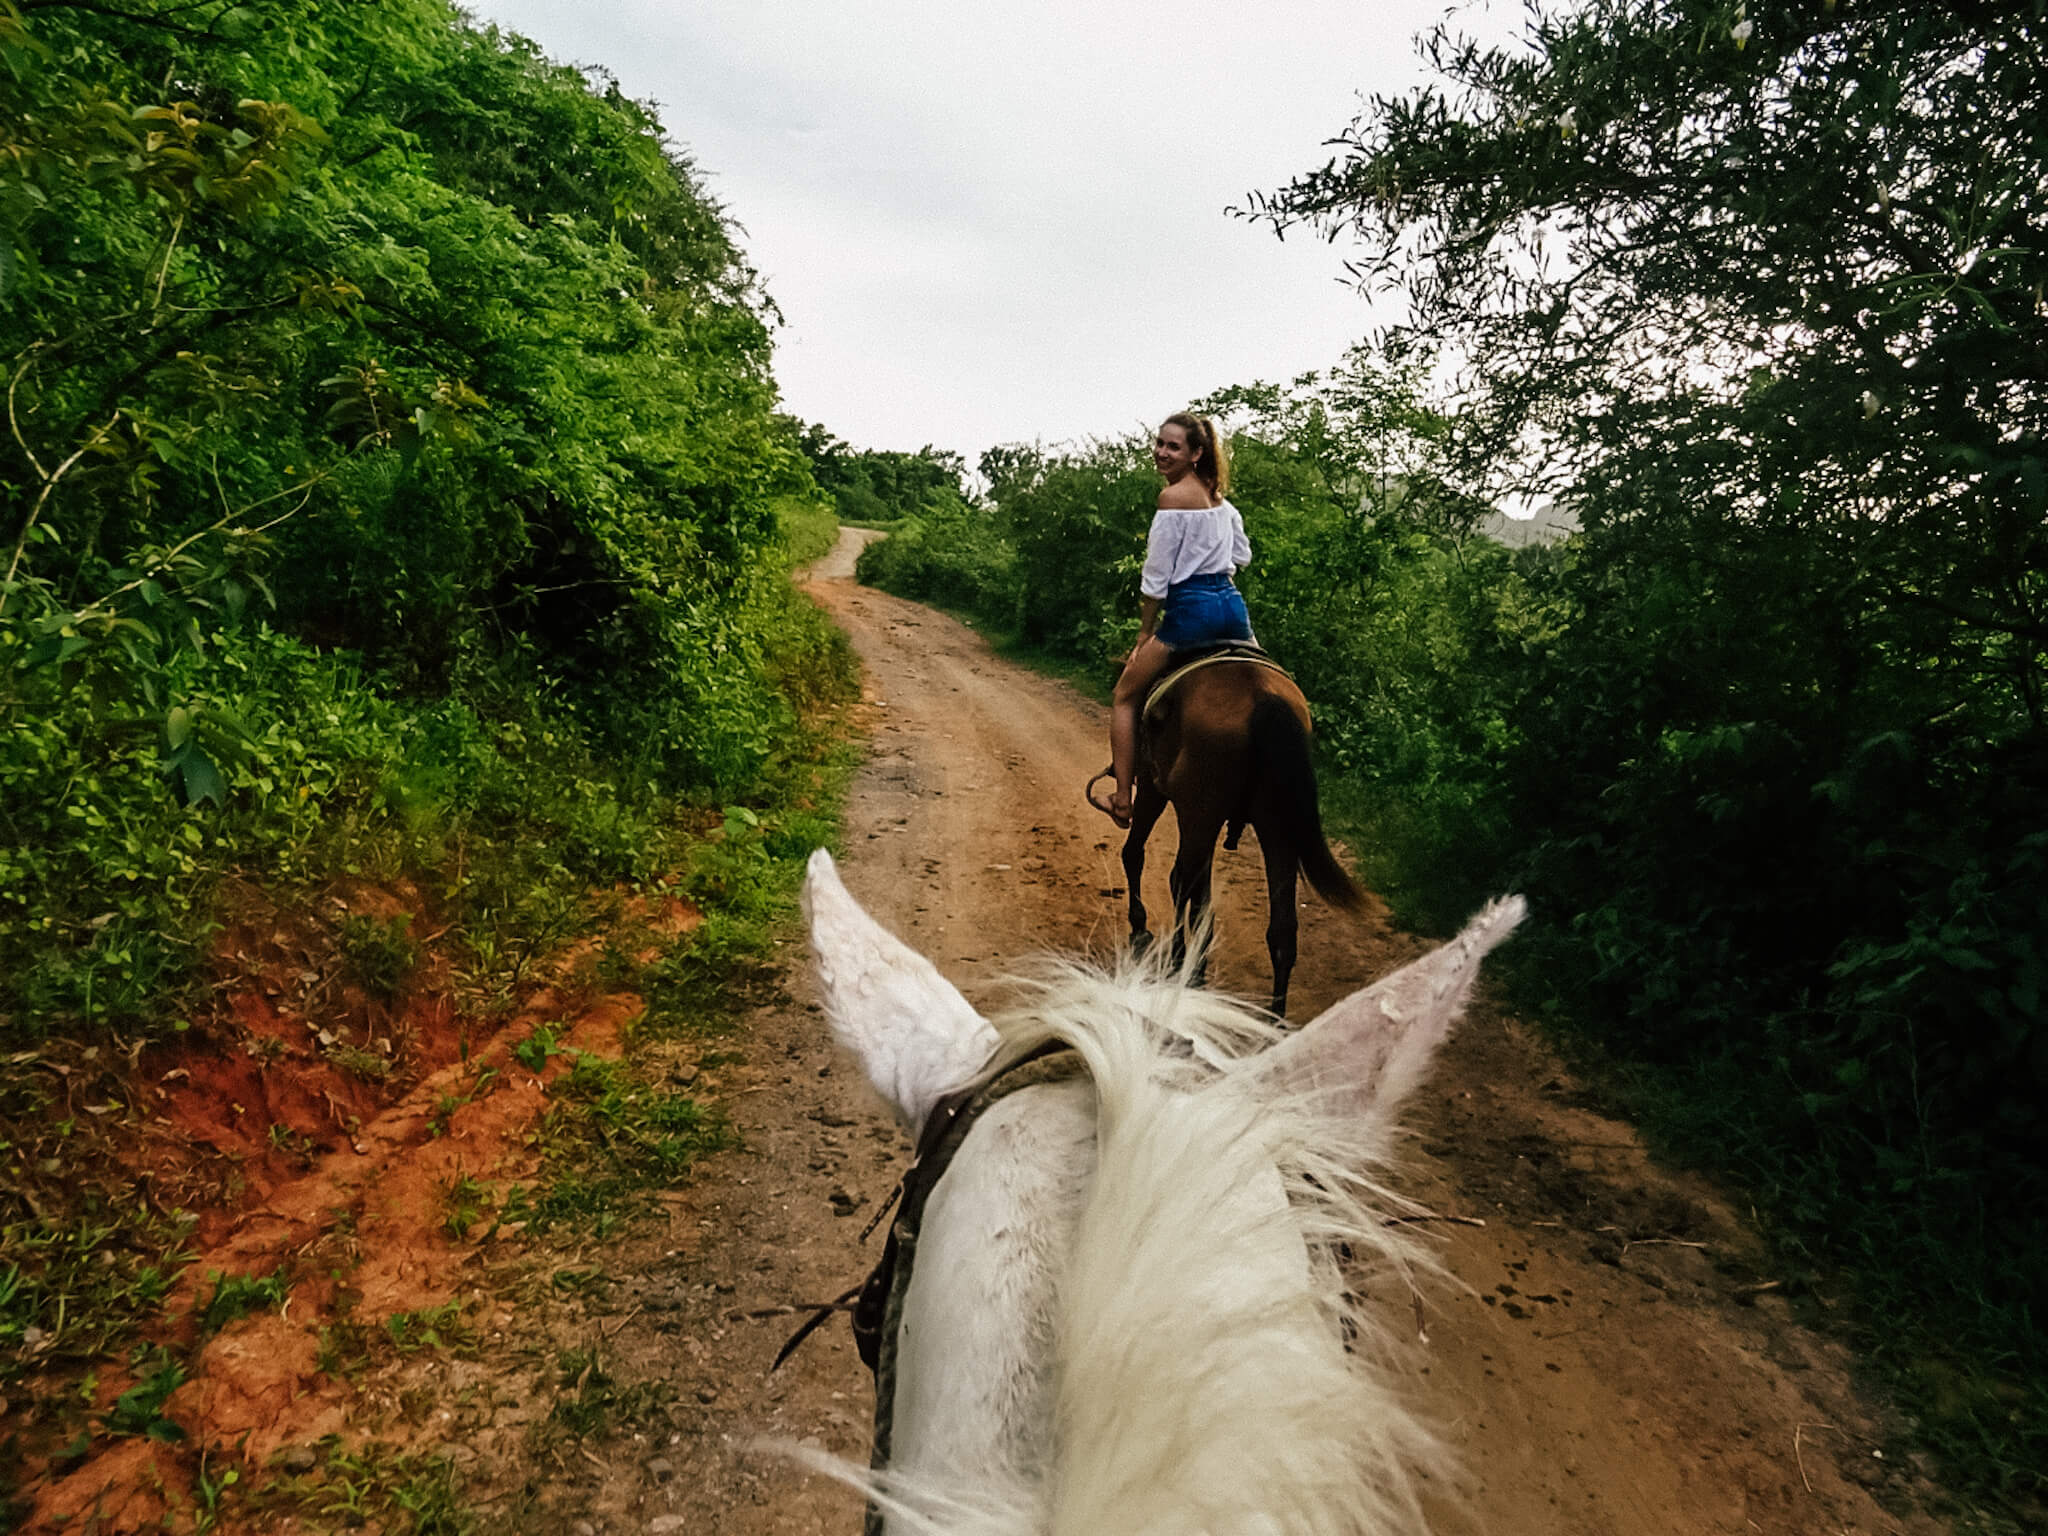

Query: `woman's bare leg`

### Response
(1110, 636, 1175, 823)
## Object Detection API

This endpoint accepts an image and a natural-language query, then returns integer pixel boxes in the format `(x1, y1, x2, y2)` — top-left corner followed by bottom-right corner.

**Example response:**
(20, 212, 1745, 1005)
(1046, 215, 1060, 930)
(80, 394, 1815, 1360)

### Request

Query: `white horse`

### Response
(799, 848, 1523, 1536)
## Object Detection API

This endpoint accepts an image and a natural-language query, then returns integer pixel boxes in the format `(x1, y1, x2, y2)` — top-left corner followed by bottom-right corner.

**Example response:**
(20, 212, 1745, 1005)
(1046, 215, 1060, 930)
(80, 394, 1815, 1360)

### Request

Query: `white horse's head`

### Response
(801, 848, 1524, 1536)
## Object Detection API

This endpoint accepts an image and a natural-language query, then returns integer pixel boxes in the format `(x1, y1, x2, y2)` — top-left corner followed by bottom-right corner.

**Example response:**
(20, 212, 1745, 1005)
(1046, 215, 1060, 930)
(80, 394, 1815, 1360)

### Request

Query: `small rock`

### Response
(695, 1386, 718, 1404)
(646, 1458, 674, 1483)
(280, 1446, 319, 1474)
(649, 1518, 688, 1536)
(573, 1523, 597, 1536)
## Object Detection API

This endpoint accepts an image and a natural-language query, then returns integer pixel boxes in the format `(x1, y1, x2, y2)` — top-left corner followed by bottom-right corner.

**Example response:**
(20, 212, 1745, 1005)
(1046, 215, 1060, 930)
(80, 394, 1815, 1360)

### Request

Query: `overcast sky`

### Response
(464, 1, 1526, 466)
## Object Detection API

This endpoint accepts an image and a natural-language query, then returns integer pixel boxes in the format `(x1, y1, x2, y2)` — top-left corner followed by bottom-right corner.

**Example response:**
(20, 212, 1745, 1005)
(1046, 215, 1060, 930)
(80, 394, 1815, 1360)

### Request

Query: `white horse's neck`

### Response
(890, 1080, 1097, 1511)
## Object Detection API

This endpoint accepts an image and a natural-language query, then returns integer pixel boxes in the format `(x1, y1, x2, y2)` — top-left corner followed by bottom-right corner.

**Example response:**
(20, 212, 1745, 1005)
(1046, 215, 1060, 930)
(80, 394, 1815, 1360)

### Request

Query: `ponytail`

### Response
(1162, 411, 1231, 498)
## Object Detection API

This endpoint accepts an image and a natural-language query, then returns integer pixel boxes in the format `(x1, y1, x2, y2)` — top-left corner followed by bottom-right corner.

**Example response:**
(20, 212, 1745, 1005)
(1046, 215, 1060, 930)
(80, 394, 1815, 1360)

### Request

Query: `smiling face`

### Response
(1153, 422, 1198, 480)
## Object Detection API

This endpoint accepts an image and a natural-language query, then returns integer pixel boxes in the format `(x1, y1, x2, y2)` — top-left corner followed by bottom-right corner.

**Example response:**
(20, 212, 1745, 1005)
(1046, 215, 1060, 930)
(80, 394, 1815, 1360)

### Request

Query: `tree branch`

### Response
(0, 411, 122, 621)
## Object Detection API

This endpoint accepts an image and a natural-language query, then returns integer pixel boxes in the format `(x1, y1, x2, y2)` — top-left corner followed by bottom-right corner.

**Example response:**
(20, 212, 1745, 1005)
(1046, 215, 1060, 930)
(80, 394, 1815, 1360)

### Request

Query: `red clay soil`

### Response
(16, 879, 686, 1533)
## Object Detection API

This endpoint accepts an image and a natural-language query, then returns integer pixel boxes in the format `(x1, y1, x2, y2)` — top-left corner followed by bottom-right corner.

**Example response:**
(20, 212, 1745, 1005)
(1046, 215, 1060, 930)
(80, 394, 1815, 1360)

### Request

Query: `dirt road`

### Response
(522, 527, 1947, 1535)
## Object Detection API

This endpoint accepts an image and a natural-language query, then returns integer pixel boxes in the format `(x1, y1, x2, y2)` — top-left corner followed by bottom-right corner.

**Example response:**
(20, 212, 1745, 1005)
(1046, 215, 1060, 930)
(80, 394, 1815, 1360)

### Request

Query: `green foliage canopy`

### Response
(796, 424, 967, 526)
(0, 0, 847, 1032)
(1244, 0, 2045, 1499)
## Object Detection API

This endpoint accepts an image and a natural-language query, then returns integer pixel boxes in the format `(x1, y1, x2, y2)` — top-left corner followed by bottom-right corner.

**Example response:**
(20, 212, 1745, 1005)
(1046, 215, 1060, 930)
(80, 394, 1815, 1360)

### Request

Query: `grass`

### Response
(198, 1267, 290, 1333)
(776, 497, 846, 565)
(0, 1204, 195, 1376)
(511, 1021, 566, 1073)
(315, 1318, 372, 1379)
(427, 1062, 502, 1137)
(257, 1436, 469, 1536)
(507, 1053, 730, 1241)
(384, 1300, 474, 1355)
(102, 1349, 187, 1441)
(439, 1175, 496, 1242)
(313, 1299, 475, 1379)
(547, 1266, 612, 1298)
(545, 1344, 667, 1441)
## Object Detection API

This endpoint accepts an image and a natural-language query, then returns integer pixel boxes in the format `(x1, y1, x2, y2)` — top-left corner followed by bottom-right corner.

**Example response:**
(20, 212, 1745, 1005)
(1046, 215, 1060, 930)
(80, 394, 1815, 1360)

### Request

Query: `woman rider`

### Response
(1102, 412, 1254, 827)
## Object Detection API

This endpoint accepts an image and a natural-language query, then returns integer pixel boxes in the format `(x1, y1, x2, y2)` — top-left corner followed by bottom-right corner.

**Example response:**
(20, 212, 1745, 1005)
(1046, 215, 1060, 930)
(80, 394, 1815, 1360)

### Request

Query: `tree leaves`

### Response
(1246, 2, 2048, 1493)
(0, 0, 833, 1037)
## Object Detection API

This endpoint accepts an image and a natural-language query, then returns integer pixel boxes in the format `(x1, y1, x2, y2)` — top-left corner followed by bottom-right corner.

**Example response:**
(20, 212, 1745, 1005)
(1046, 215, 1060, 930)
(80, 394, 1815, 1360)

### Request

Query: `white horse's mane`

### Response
(789, 906, 1525, 1535)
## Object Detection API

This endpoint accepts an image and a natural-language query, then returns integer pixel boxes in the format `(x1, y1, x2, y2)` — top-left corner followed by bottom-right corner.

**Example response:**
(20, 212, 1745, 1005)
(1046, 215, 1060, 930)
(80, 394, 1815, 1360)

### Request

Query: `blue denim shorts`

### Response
(1157, 572, 1253, 650)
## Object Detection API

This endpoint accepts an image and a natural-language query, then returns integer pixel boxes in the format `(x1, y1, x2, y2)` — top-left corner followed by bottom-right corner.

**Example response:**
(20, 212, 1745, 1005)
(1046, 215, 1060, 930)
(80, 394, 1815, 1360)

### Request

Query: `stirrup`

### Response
(1085, 765, 1129, 826)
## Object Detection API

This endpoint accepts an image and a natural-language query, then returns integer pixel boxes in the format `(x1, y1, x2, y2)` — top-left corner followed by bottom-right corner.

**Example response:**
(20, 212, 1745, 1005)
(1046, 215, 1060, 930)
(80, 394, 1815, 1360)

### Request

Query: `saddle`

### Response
(1141, 640, 1292, 724)
(1085, 643, 1298, 836)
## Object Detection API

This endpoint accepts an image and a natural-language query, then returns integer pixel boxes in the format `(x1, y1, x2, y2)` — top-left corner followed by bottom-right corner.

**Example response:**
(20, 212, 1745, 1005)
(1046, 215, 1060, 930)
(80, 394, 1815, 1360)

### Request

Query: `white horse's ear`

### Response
(803, 848, 999, 1134)
(1250, 895, 1527, 1118)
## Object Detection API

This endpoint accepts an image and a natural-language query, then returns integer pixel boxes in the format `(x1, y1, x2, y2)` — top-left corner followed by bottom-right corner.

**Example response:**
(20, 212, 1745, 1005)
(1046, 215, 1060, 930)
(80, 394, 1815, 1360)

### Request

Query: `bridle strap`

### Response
(770, 1042, 1082, 1369)
(838, 1040, 1086, 1536)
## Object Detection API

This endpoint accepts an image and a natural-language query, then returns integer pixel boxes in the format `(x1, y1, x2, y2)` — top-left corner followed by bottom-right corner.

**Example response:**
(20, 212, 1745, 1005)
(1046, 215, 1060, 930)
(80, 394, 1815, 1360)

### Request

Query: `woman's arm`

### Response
(1138, 594, 1161, 641)
(1230, 506, 1252, 569)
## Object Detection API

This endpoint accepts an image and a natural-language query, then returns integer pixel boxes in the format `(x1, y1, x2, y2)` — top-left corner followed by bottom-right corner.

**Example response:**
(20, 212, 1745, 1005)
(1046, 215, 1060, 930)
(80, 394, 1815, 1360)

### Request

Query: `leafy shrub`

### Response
(854, 493, 1017, 620)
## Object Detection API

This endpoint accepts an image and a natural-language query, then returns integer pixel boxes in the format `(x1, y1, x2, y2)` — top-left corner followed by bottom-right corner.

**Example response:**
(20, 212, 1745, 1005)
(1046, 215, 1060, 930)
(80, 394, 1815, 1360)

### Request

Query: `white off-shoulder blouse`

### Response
(1138, 501, 1252, 600)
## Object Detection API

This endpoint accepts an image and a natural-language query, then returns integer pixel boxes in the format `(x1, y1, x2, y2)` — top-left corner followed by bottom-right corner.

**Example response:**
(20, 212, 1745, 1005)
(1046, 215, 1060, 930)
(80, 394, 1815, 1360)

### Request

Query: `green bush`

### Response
(854, 492, 1017, 620)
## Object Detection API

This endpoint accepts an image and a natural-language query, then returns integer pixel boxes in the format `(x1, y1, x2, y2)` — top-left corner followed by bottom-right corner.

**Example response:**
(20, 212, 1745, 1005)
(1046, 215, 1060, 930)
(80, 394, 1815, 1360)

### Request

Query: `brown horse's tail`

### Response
(1249, 692, 1367, 912)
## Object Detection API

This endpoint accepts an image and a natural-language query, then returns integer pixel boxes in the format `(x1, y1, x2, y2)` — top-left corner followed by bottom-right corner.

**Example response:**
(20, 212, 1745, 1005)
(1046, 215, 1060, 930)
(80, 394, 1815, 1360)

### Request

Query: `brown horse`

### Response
(1113, 659, 1365, 1017)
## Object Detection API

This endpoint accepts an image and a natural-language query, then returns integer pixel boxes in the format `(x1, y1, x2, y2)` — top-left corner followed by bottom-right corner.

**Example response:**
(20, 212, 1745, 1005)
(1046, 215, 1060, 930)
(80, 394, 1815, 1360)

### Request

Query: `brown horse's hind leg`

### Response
(1120, 779, 1170, 956)
(1258, 828, 1300, 1018)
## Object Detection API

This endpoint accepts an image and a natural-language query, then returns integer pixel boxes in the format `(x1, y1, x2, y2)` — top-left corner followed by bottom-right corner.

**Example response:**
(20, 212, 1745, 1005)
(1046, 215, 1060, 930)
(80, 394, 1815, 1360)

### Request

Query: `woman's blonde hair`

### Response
(1162, 412, 1230, 498)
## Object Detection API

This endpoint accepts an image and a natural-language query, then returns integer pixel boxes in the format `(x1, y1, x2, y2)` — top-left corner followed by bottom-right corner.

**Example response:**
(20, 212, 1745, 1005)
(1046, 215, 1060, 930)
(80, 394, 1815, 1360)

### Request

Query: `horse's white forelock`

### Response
(787, 932, 1467, 1536)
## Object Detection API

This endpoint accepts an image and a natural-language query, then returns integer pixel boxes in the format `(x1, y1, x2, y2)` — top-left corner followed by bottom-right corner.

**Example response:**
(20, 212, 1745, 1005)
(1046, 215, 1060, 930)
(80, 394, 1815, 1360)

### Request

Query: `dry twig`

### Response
(1794, 1421, 1840, 1494)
